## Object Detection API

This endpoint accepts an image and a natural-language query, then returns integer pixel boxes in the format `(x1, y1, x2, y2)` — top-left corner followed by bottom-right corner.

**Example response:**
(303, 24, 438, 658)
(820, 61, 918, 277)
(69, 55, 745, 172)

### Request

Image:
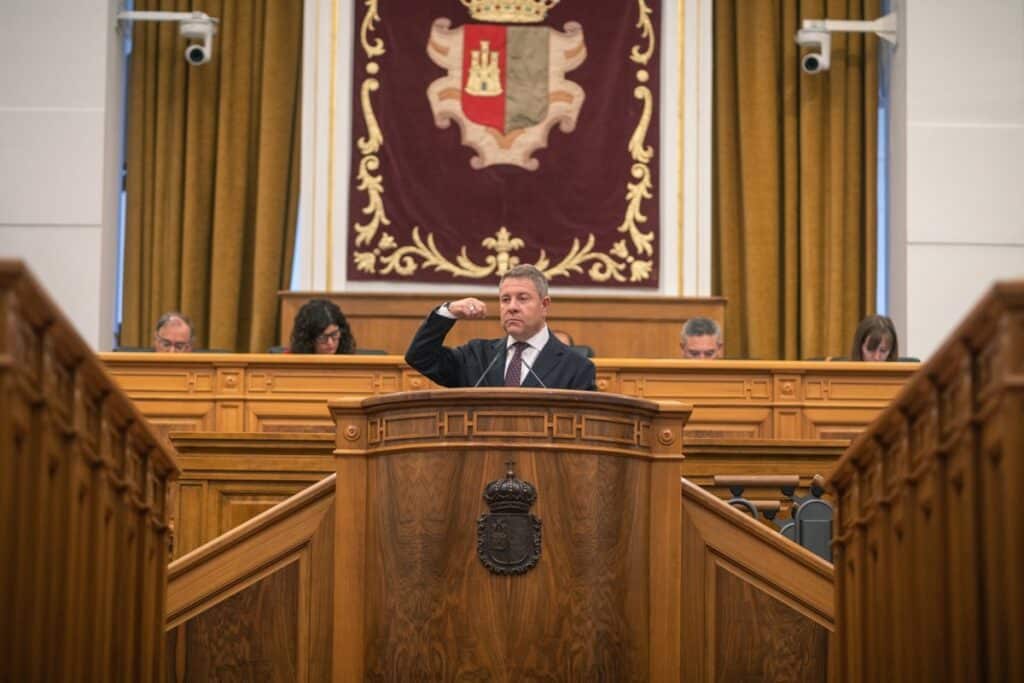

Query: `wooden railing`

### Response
(0, 261, 179, 682)
(828, 280, 1024, 682)
(101, 352, 917, 441)
(680, 479, 835, 681)
(165, 474, 336, 681)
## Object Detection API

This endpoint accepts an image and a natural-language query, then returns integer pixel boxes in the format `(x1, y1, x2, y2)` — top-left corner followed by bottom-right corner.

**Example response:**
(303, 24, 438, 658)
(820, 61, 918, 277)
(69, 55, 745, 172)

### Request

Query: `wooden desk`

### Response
(100, 353, 919, 441)
(279, 290, 726, 358)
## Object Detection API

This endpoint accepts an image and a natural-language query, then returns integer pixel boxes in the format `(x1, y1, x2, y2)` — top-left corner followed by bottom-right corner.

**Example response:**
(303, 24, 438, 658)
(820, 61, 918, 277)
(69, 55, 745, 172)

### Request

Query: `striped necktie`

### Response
(504, 341, 528, 386)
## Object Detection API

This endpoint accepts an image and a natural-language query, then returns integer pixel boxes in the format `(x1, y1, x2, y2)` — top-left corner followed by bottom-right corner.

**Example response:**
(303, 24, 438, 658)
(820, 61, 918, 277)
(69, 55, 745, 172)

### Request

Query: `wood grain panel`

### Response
(112, 367, 215, 394)
(247, 401, 336, 433)
(246, 368, 385, 394)
(362, 449, 651, 681)
(130, 399, 216, 436)
(714, 562, 829, 682)
(167, 433, 335, 559)
(173, 483, 206, 559)
(215, 485, 312, 538)
(168, 561, 299, 682)
(684, 407, 772, 438)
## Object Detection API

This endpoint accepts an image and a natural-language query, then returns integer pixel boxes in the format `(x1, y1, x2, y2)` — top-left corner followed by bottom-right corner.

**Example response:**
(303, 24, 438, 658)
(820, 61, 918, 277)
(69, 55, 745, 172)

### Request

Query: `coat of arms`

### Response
(477, 462, 542, 575)
(426, 0, 586, 170)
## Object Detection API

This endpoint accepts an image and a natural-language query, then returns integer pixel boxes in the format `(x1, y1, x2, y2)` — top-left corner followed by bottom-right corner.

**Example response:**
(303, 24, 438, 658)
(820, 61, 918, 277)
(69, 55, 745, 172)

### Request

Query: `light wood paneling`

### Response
(0, 260, 179, 682)
(279, 290, 727, 358)
(102, 353, 918, 442)
(167, 433, 335, 559)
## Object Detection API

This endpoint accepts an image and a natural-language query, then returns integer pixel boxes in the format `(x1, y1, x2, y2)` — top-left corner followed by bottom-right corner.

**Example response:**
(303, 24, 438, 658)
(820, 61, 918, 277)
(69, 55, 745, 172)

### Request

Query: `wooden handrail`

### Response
(1, 260, 178, 683)
(827, 279, 1024, 683)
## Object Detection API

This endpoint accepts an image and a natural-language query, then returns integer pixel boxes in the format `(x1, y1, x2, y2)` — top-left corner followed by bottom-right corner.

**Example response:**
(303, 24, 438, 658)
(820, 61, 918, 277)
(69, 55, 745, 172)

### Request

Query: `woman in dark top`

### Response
(289, 299, 356, 354)
(850, 314, 898, 361)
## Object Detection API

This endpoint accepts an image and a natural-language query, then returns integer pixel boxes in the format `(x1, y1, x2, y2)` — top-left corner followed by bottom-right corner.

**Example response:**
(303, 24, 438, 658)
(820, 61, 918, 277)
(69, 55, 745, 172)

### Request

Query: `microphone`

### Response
(519, 354, 548, 389)
(472, 349, 504, 387)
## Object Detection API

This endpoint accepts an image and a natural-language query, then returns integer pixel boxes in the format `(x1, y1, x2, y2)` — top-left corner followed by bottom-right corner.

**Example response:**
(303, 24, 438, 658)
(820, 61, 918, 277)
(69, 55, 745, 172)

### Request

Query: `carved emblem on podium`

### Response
(477, 461, 541, 575)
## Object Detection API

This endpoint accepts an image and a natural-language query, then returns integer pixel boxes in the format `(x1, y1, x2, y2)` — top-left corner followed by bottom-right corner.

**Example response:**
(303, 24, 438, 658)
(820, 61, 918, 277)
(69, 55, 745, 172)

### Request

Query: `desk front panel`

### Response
(101, 354, 918, 441)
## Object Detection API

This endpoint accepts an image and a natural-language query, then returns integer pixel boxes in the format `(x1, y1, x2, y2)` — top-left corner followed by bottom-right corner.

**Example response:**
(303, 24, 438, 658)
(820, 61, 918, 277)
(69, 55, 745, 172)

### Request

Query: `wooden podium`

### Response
(329, 389, 691, 681)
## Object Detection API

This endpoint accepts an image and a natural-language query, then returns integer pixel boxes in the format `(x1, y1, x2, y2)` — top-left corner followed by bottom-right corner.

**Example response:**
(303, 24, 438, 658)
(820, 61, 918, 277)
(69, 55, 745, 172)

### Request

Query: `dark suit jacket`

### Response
(405, 311, 597, 390)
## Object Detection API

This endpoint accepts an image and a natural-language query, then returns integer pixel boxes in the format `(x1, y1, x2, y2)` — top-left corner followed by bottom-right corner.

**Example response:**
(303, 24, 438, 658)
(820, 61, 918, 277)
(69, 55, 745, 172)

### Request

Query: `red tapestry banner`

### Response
(348, 0, 661, 287)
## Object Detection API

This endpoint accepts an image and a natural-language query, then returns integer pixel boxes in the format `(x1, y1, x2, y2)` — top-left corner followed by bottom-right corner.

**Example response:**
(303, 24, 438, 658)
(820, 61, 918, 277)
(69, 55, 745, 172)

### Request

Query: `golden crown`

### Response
(460, 0, 559, 24)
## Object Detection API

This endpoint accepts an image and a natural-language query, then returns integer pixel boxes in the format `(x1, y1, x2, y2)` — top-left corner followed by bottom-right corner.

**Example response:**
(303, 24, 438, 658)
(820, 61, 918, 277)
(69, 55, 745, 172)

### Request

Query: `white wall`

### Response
(889, 0, 1024, 359)
(0, 0, 123, 350)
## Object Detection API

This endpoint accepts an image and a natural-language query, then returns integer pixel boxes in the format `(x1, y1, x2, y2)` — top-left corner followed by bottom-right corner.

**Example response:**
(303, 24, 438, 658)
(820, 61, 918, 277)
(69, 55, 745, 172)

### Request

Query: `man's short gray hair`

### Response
(155, 312, 194, 341)
(681, 316, 721, 343)
(499, 264, 549, 298)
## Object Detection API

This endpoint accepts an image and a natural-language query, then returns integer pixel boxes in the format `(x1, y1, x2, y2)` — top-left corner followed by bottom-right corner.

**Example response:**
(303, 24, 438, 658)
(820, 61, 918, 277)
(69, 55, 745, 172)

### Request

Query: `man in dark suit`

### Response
(405, 265, 596, 390)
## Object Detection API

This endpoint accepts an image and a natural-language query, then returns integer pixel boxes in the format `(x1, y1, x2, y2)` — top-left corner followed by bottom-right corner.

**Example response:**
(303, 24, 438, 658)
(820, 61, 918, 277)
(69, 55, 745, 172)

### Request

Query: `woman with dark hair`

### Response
(850, 314, 898, 361)
(289, 299, 356, 354)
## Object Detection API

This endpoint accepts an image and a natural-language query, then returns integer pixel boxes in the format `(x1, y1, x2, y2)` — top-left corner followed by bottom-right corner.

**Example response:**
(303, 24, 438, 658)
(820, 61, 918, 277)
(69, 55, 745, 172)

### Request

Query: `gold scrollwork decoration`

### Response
(618, 162, 654, 256)
(349, 3, 658, 285)
(537, 234, 628, 283)
(629, 0, 655, 65)
(353, 155, 390, 246)
(627, 85, 654, 164)
(356, 78, 383, 156)
(360, 0, 385, 59)
(377, 227, 494, 278)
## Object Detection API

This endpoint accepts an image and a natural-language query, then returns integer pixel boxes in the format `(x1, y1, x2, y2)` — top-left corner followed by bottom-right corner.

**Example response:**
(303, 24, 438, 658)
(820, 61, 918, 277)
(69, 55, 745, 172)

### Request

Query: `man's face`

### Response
(681, 334, 722, 359)
(499, 277, 550, 341)
(154, 320, 193, 353)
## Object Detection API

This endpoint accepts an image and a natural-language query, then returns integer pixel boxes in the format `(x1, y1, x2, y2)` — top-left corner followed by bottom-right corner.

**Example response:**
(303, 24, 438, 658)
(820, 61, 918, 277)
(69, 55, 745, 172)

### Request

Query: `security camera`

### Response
(795, 28, 831, 73)
(116, 10, 220, 67)
(184, 43, 210, 66)
(794, 14, 897, 74)
(180, 15, 217, 66)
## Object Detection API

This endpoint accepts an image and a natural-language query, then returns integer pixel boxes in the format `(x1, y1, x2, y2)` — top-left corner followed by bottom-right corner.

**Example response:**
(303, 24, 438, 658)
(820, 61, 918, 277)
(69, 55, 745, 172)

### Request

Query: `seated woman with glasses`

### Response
(289, 299, 357, 354)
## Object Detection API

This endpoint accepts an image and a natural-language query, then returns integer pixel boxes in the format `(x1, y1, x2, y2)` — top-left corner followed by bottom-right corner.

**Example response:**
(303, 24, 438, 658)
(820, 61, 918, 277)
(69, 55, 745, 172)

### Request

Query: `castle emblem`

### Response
(477, 462, 542, 575)
(426, 0, 586, 170)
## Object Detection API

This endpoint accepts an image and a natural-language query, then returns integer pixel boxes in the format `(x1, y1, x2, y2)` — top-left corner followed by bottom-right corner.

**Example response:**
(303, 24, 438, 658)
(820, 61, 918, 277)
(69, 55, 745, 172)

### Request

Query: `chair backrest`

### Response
(569, 345, 595, 358)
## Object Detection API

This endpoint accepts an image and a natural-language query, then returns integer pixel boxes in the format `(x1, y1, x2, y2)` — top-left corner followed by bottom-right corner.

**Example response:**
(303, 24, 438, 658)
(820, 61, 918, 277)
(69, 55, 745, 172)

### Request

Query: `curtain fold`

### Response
(122, 0, 302, 352)
(714, 0, 879, 360)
